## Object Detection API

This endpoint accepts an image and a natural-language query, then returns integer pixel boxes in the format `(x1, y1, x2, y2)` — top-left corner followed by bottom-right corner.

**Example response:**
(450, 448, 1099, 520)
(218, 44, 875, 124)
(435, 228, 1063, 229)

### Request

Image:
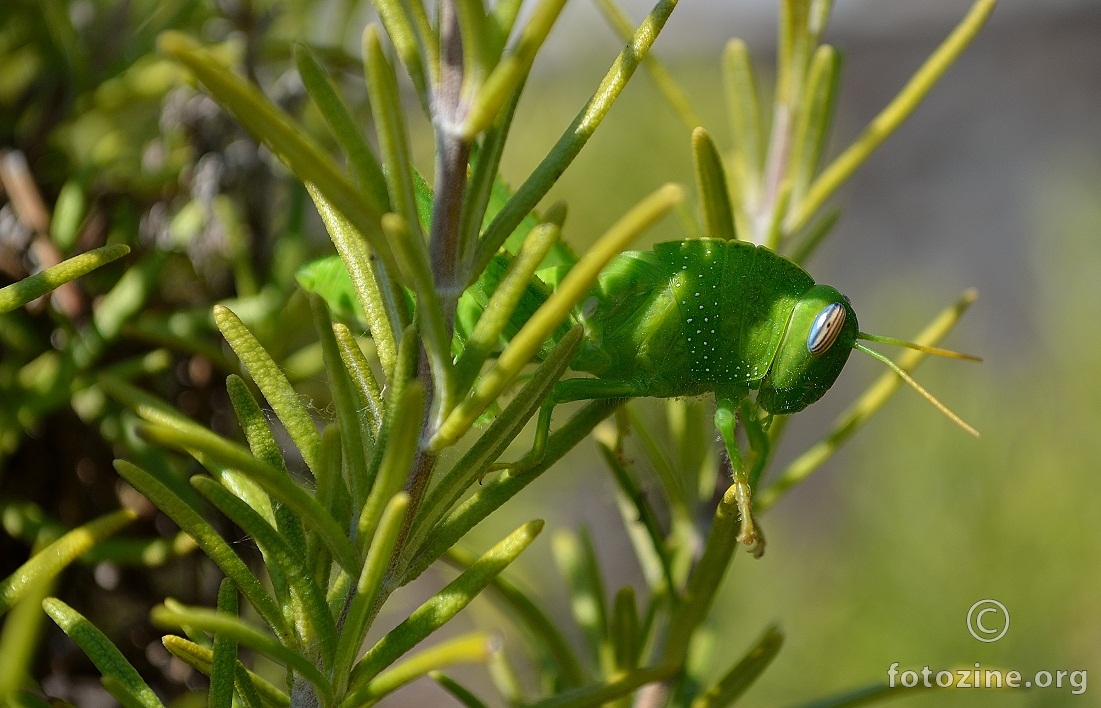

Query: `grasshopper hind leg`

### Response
(489, 378, 647, 477)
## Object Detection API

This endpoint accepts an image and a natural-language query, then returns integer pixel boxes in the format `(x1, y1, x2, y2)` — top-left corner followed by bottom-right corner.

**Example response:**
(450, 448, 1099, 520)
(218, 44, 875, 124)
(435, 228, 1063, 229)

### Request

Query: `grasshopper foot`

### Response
(732, 478, 765, 558)
(737, 522, 766, 559)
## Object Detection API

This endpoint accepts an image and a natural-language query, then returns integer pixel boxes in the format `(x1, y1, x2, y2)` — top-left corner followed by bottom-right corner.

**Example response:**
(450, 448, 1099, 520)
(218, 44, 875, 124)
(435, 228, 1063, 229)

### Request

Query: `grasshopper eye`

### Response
(807, 302, 846, 355)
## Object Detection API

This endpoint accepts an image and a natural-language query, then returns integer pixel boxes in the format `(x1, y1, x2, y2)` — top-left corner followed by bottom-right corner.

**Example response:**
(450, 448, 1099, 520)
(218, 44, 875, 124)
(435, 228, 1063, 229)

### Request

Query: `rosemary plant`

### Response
(0, 0, 997, 705)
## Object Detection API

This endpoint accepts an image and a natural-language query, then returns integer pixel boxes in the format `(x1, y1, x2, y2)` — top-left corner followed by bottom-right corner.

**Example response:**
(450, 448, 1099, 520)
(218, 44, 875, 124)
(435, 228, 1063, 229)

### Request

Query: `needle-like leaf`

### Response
(43, 599, 165, 708)
(0, 509, 136, 616)
(0, 244, 129, 314)
(349, 520, 544, 689)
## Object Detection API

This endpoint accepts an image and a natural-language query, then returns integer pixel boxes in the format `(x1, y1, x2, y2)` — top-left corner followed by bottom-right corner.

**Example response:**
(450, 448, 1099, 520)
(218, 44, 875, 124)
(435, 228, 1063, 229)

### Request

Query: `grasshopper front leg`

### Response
(715, 396, 764, 558)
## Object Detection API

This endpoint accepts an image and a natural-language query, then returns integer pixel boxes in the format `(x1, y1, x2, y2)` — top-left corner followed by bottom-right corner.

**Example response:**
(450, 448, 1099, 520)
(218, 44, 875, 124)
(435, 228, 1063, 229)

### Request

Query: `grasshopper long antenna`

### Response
(852, 341, 980, 437)
(857, 332, 982, 362)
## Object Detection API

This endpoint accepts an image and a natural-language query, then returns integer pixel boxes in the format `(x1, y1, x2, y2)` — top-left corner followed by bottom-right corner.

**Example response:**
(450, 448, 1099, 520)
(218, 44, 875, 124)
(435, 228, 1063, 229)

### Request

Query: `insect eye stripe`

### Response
(807, 303, 846, 355)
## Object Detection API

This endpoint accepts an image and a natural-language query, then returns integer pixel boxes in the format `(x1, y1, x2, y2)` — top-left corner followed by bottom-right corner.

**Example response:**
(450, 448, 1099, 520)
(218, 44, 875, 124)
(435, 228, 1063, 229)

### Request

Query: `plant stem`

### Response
(392, 0, 472, 635)
(429, 0, 472, 327)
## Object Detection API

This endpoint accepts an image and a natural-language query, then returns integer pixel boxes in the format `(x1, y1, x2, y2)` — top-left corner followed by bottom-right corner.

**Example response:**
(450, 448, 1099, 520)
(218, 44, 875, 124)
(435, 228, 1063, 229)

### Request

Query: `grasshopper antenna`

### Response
(857, 332, 982, 362)
(852, 341, 980, 437)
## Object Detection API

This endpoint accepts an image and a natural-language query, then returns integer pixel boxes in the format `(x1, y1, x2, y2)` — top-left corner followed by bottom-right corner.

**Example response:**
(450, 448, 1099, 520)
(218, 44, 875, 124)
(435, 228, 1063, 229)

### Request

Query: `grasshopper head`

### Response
(756, 285, 858, 414)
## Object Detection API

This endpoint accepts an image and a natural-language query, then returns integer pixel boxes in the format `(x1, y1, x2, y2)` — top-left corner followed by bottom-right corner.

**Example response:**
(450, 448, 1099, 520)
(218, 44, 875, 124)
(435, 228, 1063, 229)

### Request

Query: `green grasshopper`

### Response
(300, 183, 979, 558)
(461, 236, 979, 557)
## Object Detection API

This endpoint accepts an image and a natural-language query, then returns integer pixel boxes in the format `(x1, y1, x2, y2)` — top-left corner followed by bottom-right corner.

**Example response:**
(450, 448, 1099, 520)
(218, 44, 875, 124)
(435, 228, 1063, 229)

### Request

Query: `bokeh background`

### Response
(3, 0, 1099, 705)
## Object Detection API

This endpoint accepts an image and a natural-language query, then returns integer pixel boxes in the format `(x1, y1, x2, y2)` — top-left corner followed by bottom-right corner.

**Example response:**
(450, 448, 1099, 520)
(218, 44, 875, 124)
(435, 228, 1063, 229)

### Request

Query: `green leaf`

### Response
(190, 476, 337, 666)
(225, 374, 307, 553)
(429, 672, 489, 708)
(592, 0, 702, 132)
(444, 546, 587, 688)
(598, 442, 676, 597)
(162, 636, 286, 708)
(90, 253, 169, 347)
(0, 554, 55, 701)
(308, 426, 345, 597)
(233, 664, 268, 708)
(723, 39, 764, 214)
(453, 220, 562, 394)
(366, 1, 431, 104)
(407, 400, 620, 582)
(42, 598, 165, 708)
(662, 484, 743, 665)
(455, 0, 493, 86)
(157, 32, 401, 278)
(667, 398, 711, 495)
(204, 377, 277, 524)
(795, 682, 931, 708)
(690, 626, 783, 708)
(101, 376, 357, 574)
(75, 532, 196, 568)
(363, 26, 420, 239)
(295, 256, 368, 327)
(462, 0, 570, 138)
(213, 305, 323, 479)
(349, 520, 545, 689)
(624, 405, 688, 514)
(333, 322, 383, 425)
(471, 0, 680, 274)
(355, 378, 423, 558)
(383, 213, 454, 424)
(50, 180, 86, 253)
(209, 579, 239, 708)
(333, 492, 409, 697)
(693, 128, 737, 242)
(0, 509, 136, 616)
(487, 646, 525, 704)
(495, 185, 570, 263)
(787, 44, 842, 218)
(101, 676, 155, 708)
(311, 296, 372, 508)
(412, 325, 583, 541)
(553, 529, 615, 676)
(151, 603, 332, 702)
(526, 664, 678, 708)
(304, 185, 401, 376)
(787, 0, 998, 232)
(112, 460, 289, 641)
(294, 44, 390, 215)
(458, 95, 524, 278)
(0, 244, 129, 314)
(611, 586, 640, 672)
(353, 324, 418, 558)
(776, 0, 814, 110)
(487, 0, 524, 58)
(344, 633, 496, 706)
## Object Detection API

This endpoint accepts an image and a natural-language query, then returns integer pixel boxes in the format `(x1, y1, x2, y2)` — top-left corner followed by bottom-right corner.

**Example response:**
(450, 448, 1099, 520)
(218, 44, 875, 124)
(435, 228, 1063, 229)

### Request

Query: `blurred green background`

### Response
(3, 0, 1099, 705)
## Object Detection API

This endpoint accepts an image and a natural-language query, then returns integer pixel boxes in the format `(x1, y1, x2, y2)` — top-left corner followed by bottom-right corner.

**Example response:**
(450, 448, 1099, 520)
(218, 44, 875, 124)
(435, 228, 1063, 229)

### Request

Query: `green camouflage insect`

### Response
(299, 183, 979, 557)
(472, 236, 978, 557)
